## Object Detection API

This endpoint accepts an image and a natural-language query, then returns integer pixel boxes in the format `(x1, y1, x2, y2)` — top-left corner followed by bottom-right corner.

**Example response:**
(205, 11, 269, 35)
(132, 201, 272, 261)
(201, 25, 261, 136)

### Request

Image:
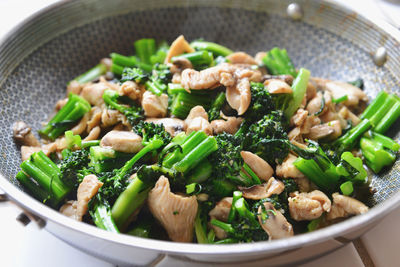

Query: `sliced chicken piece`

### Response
(262, 74, 294, 85)
(326, 193, 369, 220)
(185, 106, 212, 135)
(234, 67, 262, 82)
(13, 121, 40, 147)
(300, 115, 321, 134)
(164, 35, 195, 64)
(101, 109, 121, 128)
(83, 126, 101, 141)
(254, 52, 267, 66)
(209, 197, 232, 239)
(276, 154, 305, 179)
(264, 79, 293, 94)
(87, 106, 102, 132)
(240, 151, 274, 181)
(181, 63, 236, 90)
(338, 106, 361, 126)
(76, 174, 103, 221)
(288, 127, 301, 141)
(290, 108, 308, 127)
(55, 98, 68, 110)
(146, 118, 186, 137)
(306, 81, 317, 100)
(289, 190, 331, 221)
(226, 78, 251, 115)
(142, 91, 168, 118)
(100, 130, 143, 153)
(306, 91, 327, 116)
(211, 116, 243, 135)
(60, 200, 78, 220)
(306, 120, 342, 141)
(67, 80, 84, 95)
(20, 143, 58, 161)
(148, 176, 198, 242)
(119, 81, 144, 101)
(80, 82, 110, 106)
(71, 113, 89, 135)
(239, 177, 284, 200)
(226, 52, 257, 65)
(258, 202, 293, 240)
(312, 78, 368, 107)
(185, 105, 208, 122)
(172, 73, 182, 83)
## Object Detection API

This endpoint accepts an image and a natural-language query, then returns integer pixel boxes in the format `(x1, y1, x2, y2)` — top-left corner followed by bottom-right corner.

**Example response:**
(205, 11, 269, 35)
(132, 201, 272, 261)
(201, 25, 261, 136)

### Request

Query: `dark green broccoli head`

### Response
(59, 148, 91, 187)
(121, 67, 148, 83)
(151, 64, 172, 84)
(244, 82, 275, 123)
(133, 121, 172, 146)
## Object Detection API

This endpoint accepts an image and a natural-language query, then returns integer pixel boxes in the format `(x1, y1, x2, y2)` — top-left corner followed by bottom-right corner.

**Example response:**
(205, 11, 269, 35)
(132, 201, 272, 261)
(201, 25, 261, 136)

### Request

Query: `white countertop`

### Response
(1, 0, 400, 266)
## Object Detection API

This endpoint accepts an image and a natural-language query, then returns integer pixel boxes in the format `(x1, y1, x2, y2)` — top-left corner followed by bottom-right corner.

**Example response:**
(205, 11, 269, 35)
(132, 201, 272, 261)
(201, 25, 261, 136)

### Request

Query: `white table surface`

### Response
(1, 0, 400, 266)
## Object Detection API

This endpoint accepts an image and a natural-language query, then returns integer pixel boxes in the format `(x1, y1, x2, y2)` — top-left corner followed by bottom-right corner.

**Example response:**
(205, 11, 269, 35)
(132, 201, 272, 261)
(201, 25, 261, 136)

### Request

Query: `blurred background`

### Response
(1, 0, 400, 266)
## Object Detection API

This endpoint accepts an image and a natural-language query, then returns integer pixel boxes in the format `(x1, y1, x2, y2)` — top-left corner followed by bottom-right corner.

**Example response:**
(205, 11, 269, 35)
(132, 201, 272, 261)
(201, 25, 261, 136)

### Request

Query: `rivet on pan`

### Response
(287, 3, 303, 20)
(373, 47, 387, 66)
(16, 212, 31, 226)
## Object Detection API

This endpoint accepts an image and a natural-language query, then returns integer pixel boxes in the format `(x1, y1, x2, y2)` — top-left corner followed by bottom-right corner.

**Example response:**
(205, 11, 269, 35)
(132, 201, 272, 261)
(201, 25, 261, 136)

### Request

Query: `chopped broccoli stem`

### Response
(111, 63, 124, 76)
(190, 40, 233, 57)
(375, 100, 400, 133)
(16, 171, 53, 206)
(110, 53, 153, 73)
(262, 47, 297, 77)
(89, 146, 133, 173)
(72, 63, 108, 84)
(173, 136, 218, 174)
(171, 51, 214, 67)
(92, 202, 120, 233)
(187, 159, 213, 184)
(150, 41, 169, 65)
(39, 93, 91, 140)
(338, 151, 367, 182)
(214, 238, 237, 244)
(81, 140, 100, 148)
(208, 92, 226, 121)
(194, 206, 209, 244)
(332, 95, 348, 104)
(242, 163, 261, 185)
(340, 181, 354, 196)
(227, 191, 243, 223)
(233, 197, 258, 227)
(335, 119, 372, 151)
(170, 91, 211, 119)
(307, 217, 322, 232)
(167, 83, 188, 94)
(210, 219, 235, 233)
(127, 221, 152, 238)
(284, 68, 310, 119)
(134, 38, 156, 65)
(145, 80, 163, 96)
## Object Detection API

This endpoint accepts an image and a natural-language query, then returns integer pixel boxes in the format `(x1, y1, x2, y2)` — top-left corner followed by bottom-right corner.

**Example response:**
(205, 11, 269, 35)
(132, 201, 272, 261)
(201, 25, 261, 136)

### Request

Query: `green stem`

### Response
(190, 41, 233, 57)
(242, 163, 261, 185)
(134, 38, 156, 64)
(187, 159, 213, 183)
(284, 68, 310, 119)
(72, 63, 108, 84)
(210, 219, 235, 233)
(93, 203, 120, 233)
(16, 171, 53, 206)
(171, 51, 213, 67)
(170, 91, 211, 119)
(227, 191, 242, 223)
(145, 80, 163, 96)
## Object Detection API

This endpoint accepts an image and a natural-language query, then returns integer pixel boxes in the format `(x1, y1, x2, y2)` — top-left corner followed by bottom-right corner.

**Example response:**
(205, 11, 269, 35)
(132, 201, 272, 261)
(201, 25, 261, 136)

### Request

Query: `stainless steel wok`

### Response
(1, 0, 400, 266)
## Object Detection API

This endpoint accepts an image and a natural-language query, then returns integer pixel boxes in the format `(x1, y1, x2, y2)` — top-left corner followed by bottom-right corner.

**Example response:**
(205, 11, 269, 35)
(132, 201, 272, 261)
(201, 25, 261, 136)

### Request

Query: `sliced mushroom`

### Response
(338, 106, 361, 126)
(288, 190, 331, 221)
(148, 176, 198, 242)
(181, 63, 235, 90)
(290, 108, 308, 127)
(142, 91, 168, 118)
(226, 52, 257, 65)
(264, 79, 293, 94)
(262, 74, 294, 85)
(326, 193, 369, 220)
(306, 81, 317, 100)
(146, 118, 186, 137)
(239, 177, 284, 200)
(209, 197, 232, 239)
(13, 121, 40, 147)
(258, 202, 293, 240)
(226, 78, 251, 115)
(171, 57, 193, 72)
(240, 151, 274, 181)
(306, 91, 326, 116)
(276, 154, 305, 179)
(300, 115, 321, 134)
(210, 116, 243, 135)
(312, 78, 368, 107)
(76, 174, 103, 221)
(164, 35, 195, 64)
(100, 130, 143, 153)
(306, 120, 342, 141)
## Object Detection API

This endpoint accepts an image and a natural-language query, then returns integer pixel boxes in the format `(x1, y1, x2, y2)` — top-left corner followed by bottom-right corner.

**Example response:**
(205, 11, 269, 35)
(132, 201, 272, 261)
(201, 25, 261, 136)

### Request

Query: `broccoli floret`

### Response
(133, 121, 172, 146)
(244, 82, 276, 123)
(59, 148, 91, 187)
(121, 67, 148, 83)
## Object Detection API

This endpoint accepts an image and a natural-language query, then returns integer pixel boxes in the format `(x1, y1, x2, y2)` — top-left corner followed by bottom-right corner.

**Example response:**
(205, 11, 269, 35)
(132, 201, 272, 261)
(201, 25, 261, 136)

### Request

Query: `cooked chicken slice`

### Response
(211, 116, 243, 135)
(226, 52, 257, 65)
(326, 193, 369, 220)
(226, 78, 251, 115)
(300, 115, 321, 135)
(67, 80, 84, 95)
(71, 113, 89, 135)
(142, 91, 168, 118)
(338, 106, 361, 126)
(262, 74, 294, 85)
(100, 130, 143, 153)
(258, 202, 293, 240)
(290, 108, 308, 127)
(306, 91, 328, 116)
(254, 52, 267, 66)
(312, 78, 368, 107)
(83, 126, 101, 141)
(13, 121, 40, 147)
(233, 67, 262, 82)
(80, 81, 111, 106)
(146, 118, 186, 137)
(306, 81, 317, 100)
(20, 143, 58, 161)
(264, 79, 293, 94)
(87, 106, 102, 132)
(276, 154, 305, 179)
(184, 106, 212, 135)
(76, 174, 103, 221)
(119, 81, 144, 101)
(101, 109, 122, 128)
(240, 151, 274, 181)
(288, 190, 331, 221)
(181, 63, 236, 90)
(55, 98, 68, 110)
(185, 105, 209, 122)
(209, 197, 232, 239)
(239, 177, 284, 200)
(148, 176, 198, 242)
(60, 200, 78, 220)
(164, 35, 195, 64)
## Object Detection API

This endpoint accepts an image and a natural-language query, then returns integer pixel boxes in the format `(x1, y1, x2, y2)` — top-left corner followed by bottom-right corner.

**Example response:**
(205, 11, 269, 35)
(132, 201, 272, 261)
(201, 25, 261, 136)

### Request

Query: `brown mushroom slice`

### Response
(209, 197, 233, 239)
(71, 113, 89, 135)
(76, 174, 103, 221)
(164, 35, 195, 64)
(226, 52, 257, 65)
(306, 120, 342, 141)
(240, 151, 273, 181)
(262, 74, 294, 85)
(148, 176, 198, 242)
(326, 193, 369, 220)
(181, 63, 235, 90)
(239, 177, 284, 200)
(338, 106, 361, 126)
(171, 57, 193, 71)
(264, 79, 293, 94)
(141, 91, 168, 118)
(288, 190, 331, 221)
(226, 78, 251, 115)
(306, 81, 317, 100)
(13, 121, 40, 147)
(100, 130, 143, 153)
(146, 118, 186, 137)
(290, 108, 308, 127)
(258, 202, 294, 240)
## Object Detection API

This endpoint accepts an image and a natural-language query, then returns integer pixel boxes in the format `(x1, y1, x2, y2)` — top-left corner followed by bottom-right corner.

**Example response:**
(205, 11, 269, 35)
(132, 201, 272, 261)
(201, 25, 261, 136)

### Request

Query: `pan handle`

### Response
(0, 188, 9, 202)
